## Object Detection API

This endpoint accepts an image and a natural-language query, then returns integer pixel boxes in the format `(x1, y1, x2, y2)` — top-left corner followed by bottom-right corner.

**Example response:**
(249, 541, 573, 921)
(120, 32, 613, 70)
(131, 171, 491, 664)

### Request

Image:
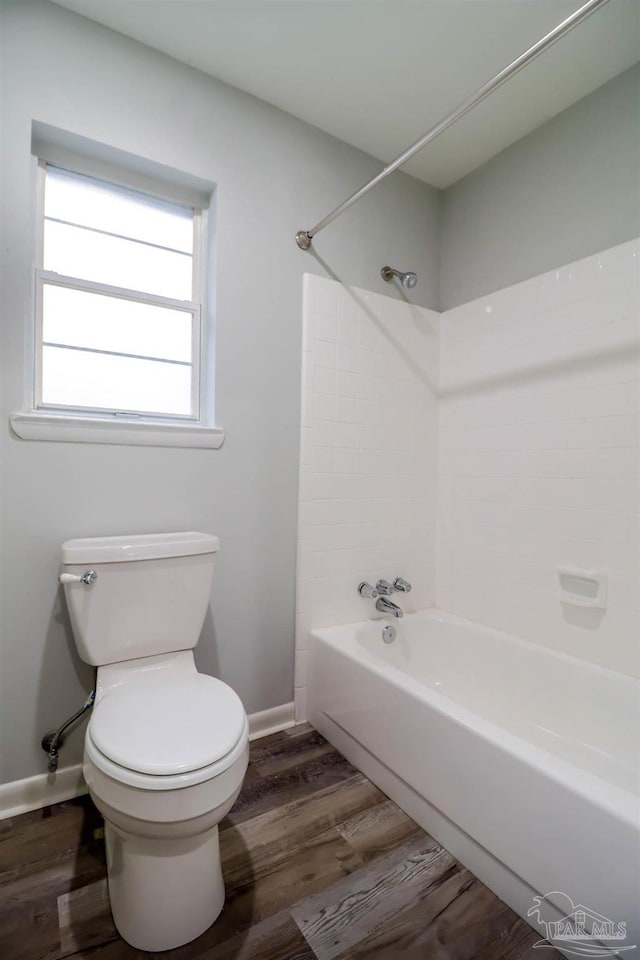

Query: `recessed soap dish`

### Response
(558, 567, 607, 609)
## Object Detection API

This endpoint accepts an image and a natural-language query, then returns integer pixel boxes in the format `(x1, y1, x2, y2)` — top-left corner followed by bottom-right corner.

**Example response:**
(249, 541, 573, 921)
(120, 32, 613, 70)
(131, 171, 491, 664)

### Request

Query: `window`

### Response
(36, 164, 204, 423)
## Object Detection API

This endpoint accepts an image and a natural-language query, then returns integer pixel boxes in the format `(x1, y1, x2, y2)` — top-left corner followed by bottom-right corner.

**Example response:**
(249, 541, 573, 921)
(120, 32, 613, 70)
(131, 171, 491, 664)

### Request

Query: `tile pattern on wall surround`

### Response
(296, 276, 440, 719)
(296, 242, 639, 723)
(438, 239, 640, 677)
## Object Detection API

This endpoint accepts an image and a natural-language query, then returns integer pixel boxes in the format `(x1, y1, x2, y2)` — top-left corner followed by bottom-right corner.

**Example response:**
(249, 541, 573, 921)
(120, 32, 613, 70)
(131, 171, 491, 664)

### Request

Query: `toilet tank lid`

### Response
(62, 531, 220, 564)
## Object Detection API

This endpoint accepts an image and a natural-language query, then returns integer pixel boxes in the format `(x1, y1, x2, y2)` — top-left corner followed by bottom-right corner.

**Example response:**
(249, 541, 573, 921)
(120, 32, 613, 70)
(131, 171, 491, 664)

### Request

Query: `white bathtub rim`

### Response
(312, 606, 640, 688)
(310, 615, 639, 828)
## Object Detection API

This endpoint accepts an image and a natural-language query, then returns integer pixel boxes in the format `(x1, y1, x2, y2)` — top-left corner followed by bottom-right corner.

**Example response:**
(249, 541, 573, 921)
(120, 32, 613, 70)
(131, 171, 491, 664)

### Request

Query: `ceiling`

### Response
(51, 0, 639, 189)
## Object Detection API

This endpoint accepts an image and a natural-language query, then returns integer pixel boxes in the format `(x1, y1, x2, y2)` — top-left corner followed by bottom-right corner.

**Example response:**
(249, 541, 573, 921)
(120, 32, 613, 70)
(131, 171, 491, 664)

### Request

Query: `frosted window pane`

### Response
(42, 347, 192, 416)
(44, 221, 193, 300)
(42, 284, 193, 363)
(45, 166, 193, 253)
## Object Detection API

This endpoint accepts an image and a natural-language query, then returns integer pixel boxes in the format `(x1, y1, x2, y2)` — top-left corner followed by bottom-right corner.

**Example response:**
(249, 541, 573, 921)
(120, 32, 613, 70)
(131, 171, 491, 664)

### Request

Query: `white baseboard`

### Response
(0, 701, 296, 821)
(0, 763, 86, 821)
(248, 701, 295, 741)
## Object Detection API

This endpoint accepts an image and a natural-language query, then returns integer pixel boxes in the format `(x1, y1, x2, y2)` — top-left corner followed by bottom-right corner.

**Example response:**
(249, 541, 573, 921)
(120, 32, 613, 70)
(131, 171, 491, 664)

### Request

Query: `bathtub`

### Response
(307, 609, 640, 956)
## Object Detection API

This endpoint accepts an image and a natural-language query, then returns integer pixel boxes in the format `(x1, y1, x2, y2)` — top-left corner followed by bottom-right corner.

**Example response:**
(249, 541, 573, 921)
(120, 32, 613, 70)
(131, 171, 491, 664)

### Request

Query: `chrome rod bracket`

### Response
(296, 230, 313, 251)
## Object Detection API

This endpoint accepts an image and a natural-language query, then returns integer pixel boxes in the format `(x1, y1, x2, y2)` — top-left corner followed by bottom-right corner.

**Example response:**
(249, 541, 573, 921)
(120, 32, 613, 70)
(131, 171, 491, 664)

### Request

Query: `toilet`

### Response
(60, 531, 249, 952)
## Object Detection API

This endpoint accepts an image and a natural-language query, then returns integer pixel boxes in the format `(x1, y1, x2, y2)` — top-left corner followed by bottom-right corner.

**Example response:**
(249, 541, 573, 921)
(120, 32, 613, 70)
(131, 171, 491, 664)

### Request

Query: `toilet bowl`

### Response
(60, 532, 249, 951)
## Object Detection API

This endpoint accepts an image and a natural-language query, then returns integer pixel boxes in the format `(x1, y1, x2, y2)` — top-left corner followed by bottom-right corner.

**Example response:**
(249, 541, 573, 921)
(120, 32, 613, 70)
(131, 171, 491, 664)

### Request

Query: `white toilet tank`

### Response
(61, 532, 219, 666)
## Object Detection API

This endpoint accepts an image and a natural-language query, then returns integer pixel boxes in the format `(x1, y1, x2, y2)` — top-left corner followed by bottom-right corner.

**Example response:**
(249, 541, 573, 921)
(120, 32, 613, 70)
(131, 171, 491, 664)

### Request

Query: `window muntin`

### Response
(42, 285, 193, 363)
(43, 166, 194, 252)
(41, 343, 192, 415)
(43, 220, 194, 300)
(36, 164, 203, 421)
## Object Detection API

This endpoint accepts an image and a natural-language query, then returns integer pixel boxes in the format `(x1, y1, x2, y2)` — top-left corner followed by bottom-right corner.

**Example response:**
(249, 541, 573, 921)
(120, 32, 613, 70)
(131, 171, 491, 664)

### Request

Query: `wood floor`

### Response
(0, 725, 559, 960)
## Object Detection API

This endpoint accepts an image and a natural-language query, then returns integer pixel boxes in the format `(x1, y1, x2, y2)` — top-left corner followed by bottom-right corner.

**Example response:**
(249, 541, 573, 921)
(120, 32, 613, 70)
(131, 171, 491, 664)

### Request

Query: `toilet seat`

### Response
(86, 672, 248, 790)
(85, 717, 249, 791)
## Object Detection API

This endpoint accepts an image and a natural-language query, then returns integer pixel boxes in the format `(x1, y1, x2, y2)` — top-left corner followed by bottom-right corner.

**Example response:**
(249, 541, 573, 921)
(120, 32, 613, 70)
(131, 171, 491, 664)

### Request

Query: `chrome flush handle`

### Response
(59, 569, 98, 586)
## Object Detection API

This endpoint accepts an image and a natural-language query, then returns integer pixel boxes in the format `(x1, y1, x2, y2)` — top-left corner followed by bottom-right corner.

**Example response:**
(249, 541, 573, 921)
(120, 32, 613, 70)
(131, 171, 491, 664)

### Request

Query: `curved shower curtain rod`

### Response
(295, 0, 610, 251)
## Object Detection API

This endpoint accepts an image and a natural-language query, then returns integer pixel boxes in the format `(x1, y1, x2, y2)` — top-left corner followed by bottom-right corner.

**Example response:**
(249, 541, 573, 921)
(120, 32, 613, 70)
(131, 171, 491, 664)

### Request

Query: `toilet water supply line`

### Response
(44, 568, 99, 769)
(42, 690, 95, 773)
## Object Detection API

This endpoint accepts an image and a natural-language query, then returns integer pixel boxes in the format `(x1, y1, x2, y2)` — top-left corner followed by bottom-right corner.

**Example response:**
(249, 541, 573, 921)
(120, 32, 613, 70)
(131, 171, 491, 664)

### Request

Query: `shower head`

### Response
(381, 266, 418, 290)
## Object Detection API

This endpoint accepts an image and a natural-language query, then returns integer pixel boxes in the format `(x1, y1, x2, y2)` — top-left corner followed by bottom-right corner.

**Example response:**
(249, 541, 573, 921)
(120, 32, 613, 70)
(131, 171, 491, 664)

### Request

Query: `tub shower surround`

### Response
(297, 241, 639, 701)
(296, 275, 440, 720)
(438, 238, 640, 678)
(297, 240, 640, 951)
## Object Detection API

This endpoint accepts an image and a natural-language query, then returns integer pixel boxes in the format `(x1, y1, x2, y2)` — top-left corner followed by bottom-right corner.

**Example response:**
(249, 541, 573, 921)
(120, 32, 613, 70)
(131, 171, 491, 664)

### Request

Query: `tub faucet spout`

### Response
(376, 596, 404, 619)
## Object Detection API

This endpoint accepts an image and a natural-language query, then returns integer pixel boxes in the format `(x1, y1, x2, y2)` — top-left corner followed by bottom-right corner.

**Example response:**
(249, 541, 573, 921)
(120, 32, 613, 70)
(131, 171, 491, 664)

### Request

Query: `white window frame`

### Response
(11, 160, 223, 449)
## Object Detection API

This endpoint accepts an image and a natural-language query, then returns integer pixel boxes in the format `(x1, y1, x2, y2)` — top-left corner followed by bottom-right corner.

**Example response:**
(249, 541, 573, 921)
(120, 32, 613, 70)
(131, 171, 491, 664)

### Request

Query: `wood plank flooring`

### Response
(0, 725, 559, 960)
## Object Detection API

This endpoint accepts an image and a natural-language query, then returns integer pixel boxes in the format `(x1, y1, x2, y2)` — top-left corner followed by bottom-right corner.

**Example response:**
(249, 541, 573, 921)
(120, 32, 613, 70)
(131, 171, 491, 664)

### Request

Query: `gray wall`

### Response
(2, 0, 638, 789)
(0, 0, 440, 784)
(440, 64, 640, 309)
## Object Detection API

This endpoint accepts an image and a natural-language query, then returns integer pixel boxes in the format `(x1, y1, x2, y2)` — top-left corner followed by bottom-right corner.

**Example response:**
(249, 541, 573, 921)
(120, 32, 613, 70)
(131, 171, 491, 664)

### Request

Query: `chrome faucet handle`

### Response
(358, 582, 378, 599)
(393, 577, 412, 593)
(376, 579, 395, 596)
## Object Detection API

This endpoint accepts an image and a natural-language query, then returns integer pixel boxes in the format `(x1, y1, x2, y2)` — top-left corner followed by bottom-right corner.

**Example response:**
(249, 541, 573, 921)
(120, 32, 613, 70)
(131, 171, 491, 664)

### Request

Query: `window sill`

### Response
(10, 412, 224, 449)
